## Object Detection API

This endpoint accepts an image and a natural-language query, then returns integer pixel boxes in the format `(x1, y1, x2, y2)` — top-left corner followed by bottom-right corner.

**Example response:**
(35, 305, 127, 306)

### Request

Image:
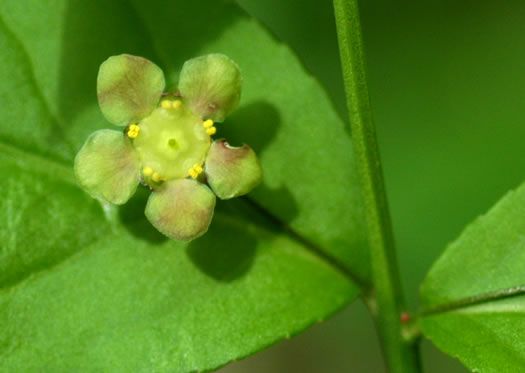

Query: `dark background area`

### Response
(220, 0, 525, 371)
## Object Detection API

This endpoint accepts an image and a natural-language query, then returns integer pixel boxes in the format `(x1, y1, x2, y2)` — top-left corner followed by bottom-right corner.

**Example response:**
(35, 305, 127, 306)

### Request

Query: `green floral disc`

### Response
(133, 100, 210, 181)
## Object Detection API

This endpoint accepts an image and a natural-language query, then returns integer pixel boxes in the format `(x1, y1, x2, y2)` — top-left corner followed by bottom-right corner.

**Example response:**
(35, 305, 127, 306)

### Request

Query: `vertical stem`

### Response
(332, 0, 421, 372)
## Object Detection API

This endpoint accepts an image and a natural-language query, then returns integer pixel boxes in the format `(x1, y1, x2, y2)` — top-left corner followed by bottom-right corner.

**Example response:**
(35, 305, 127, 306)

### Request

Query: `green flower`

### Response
(75, 54, 262, 241)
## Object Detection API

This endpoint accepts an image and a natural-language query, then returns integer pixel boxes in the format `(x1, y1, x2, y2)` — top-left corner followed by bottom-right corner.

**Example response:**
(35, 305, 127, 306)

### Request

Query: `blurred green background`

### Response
(219, 0, 525, 372)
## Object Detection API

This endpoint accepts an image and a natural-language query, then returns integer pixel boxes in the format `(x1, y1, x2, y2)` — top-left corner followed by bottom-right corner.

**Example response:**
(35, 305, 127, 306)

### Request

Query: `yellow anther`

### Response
(203, 119, 214, 128)
(161, 100, 172, 109)
(127, 124, 140, 138)
(172, 100, 182, 109)
(143, 166, 153, 177)
(188, 164, 203, 179)
(193, 164, 203, 174)
(152, 172, 162, 183)
(206, 126, 217, 136)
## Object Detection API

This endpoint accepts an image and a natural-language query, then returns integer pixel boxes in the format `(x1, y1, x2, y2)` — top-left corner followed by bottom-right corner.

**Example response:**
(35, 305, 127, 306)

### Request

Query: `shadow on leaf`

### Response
(223, 100, 299, 225)
(248, 184, 299, 224)
(118, 186, 167, 245)
(186, 201, 257, 282)
(221, 100, 280, 155)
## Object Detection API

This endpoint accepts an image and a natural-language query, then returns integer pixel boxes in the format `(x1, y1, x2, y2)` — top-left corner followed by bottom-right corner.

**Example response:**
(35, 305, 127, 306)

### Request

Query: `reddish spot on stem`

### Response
(400, 312, 411, 324)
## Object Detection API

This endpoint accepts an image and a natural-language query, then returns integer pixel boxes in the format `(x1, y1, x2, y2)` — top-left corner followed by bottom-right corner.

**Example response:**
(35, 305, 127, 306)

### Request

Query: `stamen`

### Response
(161, 100, 172, 109)
(152, 172, 162, 183)
(172, 100, 182, 109)
(203, 119, 214, 128)
(206, 126, 217, 135)
(143, 166, 153, 177)
(193, 164, 203, 174)
(188, 164, 203, 179)
(127, 124, 140, 138)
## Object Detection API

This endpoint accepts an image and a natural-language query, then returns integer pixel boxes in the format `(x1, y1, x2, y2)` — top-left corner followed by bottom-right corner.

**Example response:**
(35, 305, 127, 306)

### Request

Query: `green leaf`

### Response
(0, 165, 356, 372)
(0, 0, 366, 371)
(420, 181, 525, 372)
(0, 148, 109, 289)
(0, 0, 369, 284)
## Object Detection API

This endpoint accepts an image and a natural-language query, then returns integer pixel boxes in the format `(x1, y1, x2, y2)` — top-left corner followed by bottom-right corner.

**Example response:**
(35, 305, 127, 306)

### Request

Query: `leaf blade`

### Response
(420, 181, 525, 372)
(422, 296, 525, 373)
(0, 0, 369, 283)
(0, 0, 367, 371)
(1, 186, 358, 372)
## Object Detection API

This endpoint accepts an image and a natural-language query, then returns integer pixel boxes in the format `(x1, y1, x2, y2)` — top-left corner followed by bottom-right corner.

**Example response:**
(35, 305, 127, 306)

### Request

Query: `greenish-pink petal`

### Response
(145, 179, 216, 241)
(178, 54, 241, 122)
(204, 140, 262, 199)
(74, 129, 141, 204)
(97, 54, 165, 126)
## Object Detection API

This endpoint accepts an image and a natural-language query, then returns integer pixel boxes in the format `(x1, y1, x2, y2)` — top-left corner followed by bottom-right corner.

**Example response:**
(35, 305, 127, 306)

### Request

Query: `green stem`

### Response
(332, 1, 421, 372)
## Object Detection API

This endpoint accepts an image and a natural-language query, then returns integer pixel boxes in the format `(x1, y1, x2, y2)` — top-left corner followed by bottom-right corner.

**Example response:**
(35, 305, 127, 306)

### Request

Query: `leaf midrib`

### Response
(0, 139, 75, 184)
(422, 286, 525, 316)
(0, 13, 75, 158)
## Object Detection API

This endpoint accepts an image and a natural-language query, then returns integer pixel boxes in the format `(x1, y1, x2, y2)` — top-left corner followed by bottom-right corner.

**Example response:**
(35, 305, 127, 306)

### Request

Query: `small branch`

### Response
(332, 0, 421, 372)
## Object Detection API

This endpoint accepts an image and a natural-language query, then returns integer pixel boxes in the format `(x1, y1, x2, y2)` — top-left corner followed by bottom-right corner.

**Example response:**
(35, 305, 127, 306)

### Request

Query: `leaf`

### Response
(0, 148, 109, 289)
(0, 0, 366, 371)
(420, 181, 525, 372)
(0, 0, 369, 284)
(1, 162, 356, 372)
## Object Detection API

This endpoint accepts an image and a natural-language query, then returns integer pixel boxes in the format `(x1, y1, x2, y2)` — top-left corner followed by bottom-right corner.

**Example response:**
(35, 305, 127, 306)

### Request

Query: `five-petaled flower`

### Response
(74, 54, 262, 241)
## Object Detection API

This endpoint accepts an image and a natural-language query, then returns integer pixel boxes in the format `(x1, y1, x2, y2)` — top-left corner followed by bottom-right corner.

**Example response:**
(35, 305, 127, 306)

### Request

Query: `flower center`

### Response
(133, 101, 210, 181)
(168, 138, 178, 149)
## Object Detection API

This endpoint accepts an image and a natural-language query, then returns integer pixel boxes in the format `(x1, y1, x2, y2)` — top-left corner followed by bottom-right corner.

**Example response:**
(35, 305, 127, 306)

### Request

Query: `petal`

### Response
(74, 129, 141, 204)
(145, 179, 216, 241)
(204, 140, 262, 199)
(97, 54, 165, 125)
(178, 54, 241, 122)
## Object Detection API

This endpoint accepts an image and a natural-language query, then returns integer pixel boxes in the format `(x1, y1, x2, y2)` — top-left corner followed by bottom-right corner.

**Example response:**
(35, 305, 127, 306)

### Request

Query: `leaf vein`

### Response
(421, 286, 525, 316)
(0, 13, 75, 157)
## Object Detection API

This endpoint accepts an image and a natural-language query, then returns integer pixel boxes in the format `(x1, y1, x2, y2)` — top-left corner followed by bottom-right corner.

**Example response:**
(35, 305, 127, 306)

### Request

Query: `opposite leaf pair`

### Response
(75, 54, 262, 241)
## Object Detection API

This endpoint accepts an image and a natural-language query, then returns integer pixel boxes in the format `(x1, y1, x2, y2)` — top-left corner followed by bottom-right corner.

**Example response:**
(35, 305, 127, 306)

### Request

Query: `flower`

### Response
(74, 54, 262, 241)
